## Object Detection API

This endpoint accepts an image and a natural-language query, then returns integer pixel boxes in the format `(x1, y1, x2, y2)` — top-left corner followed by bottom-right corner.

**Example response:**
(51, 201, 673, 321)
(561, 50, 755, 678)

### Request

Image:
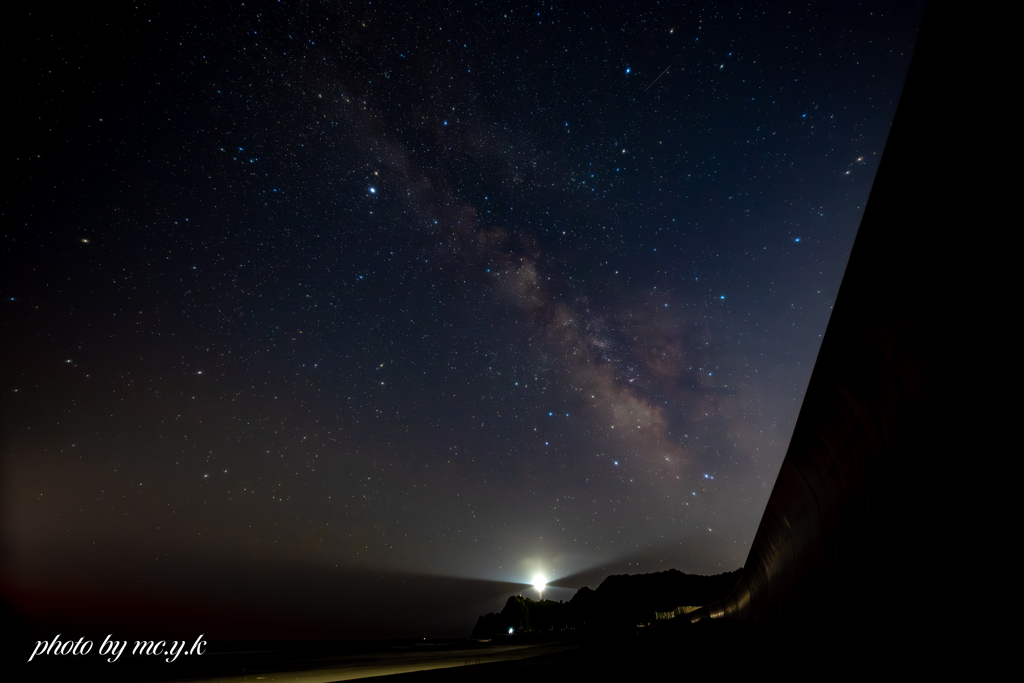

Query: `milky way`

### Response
(4, 0, 925, 634)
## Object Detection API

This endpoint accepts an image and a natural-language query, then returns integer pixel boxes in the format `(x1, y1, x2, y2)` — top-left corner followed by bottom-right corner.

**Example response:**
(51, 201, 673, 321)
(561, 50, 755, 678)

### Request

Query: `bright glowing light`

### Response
(532, 573, 546, 592)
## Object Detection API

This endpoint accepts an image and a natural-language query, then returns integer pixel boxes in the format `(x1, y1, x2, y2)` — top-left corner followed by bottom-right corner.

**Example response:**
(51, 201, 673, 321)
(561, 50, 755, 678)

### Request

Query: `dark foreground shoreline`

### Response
(6, 617, 896, 683)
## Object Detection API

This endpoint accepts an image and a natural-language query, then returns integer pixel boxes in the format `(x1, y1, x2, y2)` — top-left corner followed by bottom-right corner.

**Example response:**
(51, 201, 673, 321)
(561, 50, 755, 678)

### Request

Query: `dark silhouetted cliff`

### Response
(471, 569, 740, 637)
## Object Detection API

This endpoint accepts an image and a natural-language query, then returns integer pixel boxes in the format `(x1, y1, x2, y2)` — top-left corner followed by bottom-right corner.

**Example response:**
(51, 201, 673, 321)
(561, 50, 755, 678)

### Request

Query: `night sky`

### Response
(3, 1, 924, 638)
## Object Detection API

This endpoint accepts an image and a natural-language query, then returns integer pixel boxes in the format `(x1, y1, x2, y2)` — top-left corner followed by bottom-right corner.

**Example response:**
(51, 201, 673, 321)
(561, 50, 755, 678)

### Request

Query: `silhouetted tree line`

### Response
(471, 568, 741, 637)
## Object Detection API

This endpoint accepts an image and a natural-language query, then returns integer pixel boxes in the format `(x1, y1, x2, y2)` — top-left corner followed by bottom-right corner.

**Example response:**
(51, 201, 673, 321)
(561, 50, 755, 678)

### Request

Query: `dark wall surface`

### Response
(690, 1, 982, 672)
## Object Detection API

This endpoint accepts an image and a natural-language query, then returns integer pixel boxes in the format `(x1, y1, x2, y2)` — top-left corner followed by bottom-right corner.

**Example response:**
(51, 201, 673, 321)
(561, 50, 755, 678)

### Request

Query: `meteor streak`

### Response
(644, 65, 671, 91)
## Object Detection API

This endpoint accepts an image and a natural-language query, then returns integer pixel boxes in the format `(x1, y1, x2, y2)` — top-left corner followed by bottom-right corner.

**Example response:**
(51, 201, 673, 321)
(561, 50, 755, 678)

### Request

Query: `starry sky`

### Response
(3, 0, 924, 637)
